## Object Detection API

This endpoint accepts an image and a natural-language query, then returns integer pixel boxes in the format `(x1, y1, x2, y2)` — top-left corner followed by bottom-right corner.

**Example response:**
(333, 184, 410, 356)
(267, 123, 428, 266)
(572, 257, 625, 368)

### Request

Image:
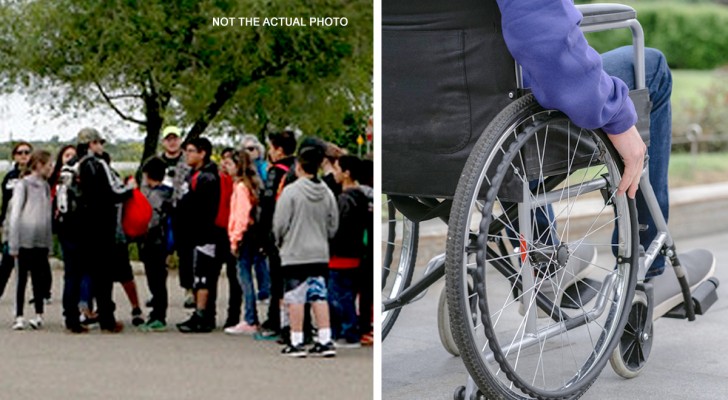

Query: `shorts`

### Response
(283, 276, 327, 304)
(192, 244, 220, 290)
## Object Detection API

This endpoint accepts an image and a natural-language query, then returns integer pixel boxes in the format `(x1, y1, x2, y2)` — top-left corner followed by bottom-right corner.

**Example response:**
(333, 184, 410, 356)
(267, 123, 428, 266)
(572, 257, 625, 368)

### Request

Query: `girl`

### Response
(8, 150, 54, 330)
(224, 149, 264, 335)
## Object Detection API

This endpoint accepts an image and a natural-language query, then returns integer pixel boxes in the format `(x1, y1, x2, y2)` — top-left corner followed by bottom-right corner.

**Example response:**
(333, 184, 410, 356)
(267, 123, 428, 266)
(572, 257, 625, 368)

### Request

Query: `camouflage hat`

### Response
(162, 125, 182, 139)
(77, 127, 105, 144)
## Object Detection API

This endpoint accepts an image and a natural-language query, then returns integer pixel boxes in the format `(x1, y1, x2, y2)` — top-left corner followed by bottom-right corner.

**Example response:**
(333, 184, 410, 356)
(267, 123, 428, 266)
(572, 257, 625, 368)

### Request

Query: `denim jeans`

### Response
(602, 46, 673, 277)
(328, 268, 360, 343)
(236, 241, 263, 325)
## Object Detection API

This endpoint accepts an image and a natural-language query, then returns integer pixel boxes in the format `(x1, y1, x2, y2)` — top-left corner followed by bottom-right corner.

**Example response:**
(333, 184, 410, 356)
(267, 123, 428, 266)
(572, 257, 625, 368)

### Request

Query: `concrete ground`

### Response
(0, 270, 372, 400)
(383, 228, 728, 400)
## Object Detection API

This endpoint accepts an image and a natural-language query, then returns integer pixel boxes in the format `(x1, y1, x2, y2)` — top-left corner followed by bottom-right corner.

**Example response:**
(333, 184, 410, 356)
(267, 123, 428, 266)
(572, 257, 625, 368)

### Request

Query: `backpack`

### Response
(122, 188, 153, 238)
(55, 158, 87, 223)
(191, 169, 233, 230)
(272, 163, 291, 200)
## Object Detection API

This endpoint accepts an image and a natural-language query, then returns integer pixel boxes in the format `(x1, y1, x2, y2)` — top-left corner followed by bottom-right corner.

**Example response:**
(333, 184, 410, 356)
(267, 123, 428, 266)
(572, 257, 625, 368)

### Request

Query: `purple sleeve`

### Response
(496, 0, 637, 134)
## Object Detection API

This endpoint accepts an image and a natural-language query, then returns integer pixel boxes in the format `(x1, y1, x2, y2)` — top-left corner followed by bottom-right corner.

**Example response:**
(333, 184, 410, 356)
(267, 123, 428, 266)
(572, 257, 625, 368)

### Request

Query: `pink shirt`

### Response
(227, 182, 253, 253)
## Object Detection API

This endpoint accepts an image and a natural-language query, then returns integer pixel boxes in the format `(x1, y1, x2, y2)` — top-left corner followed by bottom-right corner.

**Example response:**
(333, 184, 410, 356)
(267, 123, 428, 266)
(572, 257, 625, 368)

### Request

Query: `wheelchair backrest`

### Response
(383, 0, 517, 198)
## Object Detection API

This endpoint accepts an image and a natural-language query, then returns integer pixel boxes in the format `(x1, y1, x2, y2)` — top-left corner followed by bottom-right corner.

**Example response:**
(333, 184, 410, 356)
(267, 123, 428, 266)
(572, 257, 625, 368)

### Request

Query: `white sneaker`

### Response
(224, 321, 259, 335)
(12, 317, 26, 330)
(29, 316, 43, 330)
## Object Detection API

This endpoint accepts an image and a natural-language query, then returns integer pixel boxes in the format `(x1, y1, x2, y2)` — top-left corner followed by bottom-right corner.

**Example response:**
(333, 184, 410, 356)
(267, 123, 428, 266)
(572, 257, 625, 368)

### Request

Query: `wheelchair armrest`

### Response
(576, 3, 636, 27)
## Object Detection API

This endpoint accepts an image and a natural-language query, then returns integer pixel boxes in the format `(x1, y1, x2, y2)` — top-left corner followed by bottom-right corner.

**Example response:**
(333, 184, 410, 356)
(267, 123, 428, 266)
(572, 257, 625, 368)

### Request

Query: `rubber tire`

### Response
(445, 94, 639, 400)
(438, 284, 460, 356)
(382, 197, 419, 340)
(609, 291, 652, 379)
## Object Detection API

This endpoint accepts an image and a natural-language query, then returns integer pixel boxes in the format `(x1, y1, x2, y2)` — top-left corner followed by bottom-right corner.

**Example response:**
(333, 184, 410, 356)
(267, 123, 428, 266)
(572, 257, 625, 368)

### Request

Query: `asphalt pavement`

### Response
(0, 269, 372, 400)
(383, 226, 728, 400)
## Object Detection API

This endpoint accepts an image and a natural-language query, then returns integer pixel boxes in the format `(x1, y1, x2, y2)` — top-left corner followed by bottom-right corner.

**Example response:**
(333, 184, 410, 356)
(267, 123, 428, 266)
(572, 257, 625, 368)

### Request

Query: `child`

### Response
(273, 146, 338, 357)
(328, 155, 369, 348)
(8, 150, 54, 330)
(139, 157, 173, 331)
(224, 149, 264, 335)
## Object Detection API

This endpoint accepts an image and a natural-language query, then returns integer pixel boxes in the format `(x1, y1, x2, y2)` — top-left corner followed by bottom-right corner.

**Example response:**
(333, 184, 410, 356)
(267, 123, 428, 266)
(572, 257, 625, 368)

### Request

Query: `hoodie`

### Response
(7, 175, 53, 255)
(272, 177, 338, 267)
(329, 186, 370, 268)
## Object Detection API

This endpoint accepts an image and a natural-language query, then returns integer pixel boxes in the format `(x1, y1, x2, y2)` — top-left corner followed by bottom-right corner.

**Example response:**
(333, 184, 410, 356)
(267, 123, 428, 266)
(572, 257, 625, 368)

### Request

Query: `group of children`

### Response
(0, 126, 373, 359)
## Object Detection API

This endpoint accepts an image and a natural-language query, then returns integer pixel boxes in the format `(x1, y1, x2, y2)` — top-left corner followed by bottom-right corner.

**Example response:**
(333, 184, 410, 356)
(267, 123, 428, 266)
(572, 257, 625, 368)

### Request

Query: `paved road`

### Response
(0, 270, 372, 400)
(383, 230, 728, 400)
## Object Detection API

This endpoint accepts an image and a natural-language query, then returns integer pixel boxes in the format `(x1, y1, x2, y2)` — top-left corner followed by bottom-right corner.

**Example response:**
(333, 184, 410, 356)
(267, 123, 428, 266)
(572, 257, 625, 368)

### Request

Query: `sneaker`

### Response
(176, 312, 213, 333)
(281, 344, 307, 358)
(254, 328, 280, 341)
(101, 321, 124, 334)
(29, 316, 43, 330)
(361, 332, 374, 346)
(12, 317, 26, 331)
(66, 325, 89, 334)
(223, 317, 239, 329)
(308, 342, 336, 358)
(131, 308, 144, 327)
(183, 290, 195, 309)
(224, 321, 259, 336)
(140, 319, 167, 332)
(519, 243, 597, 318)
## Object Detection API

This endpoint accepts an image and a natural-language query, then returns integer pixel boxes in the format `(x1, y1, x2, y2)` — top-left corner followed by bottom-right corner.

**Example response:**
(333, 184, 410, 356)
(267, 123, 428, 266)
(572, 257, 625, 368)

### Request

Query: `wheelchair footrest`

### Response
(663, 277, 720, 319)
(560, 278, 602, 309)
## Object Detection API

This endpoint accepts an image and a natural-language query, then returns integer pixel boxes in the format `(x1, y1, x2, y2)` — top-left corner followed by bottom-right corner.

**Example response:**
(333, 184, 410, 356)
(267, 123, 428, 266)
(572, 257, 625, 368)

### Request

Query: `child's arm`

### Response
(327, 190, 339, 239)
(7, 180, 25, 256)
(228, 183, 252, 254)
(272, 188, 293, 246)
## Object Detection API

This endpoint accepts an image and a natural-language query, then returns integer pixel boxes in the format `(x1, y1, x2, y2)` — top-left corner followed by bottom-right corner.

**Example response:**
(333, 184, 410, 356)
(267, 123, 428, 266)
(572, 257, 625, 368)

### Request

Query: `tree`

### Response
(0, 0, 372, 167)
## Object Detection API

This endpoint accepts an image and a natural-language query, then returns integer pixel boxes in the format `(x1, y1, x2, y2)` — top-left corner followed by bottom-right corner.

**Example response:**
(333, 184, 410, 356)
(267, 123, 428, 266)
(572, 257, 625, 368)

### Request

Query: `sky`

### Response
(0, 92, 142, 143)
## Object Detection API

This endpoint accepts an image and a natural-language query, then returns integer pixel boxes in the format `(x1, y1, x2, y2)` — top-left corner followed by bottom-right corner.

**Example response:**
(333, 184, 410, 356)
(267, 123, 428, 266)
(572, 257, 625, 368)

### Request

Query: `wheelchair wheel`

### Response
(446, 94, 639, 400)
(609, 290, 652, 378)
(438, 284, 460, 356)
(382, 195, 419, 340)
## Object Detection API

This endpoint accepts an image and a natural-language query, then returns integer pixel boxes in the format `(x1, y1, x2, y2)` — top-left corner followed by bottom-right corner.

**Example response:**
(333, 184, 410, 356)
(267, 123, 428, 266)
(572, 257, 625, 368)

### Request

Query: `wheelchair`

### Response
(382, 3, 719, 400)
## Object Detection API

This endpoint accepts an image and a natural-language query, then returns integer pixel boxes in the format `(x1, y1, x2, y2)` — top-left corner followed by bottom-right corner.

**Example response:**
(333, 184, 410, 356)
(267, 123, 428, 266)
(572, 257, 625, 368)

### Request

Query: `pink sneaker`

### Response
(224, 322, 258, 336)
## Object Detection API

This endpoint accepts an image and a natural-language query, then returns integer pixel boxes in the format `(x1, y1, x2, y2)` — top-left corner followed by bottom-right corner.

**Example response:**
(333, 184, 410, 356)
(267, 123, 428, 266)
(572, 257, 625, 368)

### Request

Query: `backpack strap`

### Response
(273, 163, 290, 200)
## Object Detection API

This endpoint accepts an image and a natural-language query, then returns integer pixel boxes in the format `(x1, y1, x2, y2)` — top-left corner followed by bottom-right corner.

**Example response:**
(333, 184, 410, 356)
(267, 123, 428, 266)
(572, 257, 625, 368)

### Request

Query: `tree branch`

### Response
(94, 81, 146, 125)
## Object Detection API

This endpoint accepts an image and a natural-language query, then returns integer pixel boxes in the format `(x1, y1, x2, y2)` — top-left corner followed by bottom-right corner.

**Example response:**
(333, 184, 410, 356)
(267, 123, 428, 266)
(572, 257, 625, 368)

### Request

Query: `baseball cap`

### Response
(162, 126, 182, 139)
(77, 127, 105, 145)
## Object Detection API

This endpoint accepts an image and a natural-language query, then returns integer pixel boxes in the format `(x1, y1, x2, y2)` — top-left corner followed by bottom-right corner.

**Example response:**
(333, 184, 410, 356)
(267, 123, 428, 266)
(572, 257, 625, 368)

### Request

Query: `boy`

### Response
(273, 146, 338, 357)
(328, 155, 369, 348)
(139, 157, 173, 331)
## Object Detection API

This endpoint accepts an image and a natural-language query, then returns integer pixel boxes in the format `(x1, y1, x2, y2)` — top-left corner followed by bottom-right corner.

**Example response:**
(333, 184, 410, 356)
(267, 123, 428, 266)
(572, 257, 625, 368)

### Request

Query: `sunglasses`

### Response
(245, 146, 257, 152)
(14, 150, 30, 156)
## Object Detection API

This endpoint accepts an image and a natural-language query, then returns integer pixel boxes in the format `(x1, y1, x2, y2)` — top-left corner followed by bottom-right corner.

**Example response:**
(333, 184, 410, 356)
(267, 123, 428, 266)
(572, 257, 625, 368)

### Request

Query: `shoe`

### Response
(140, 319, 167, 332)
(101, 321, 124, 334)
(519, 243, 597, 318)
(183, 290, 195, 309)
(281, 344, 307, 358)
(223, 317, 239, 329)
(335, 339, 362, 349)
(80, 313, 99, 326)
(309, 342, 336, 358)
(66, 325, 89, 334)
(176, 312, 213, 333)
(224, 321, 258, 335)
(12, 317, 26, 331)
(131, 308, 145, 327)
(254, 328, 280, 341)
(360, 332, 374, 346)
(28, 316, 43, 330)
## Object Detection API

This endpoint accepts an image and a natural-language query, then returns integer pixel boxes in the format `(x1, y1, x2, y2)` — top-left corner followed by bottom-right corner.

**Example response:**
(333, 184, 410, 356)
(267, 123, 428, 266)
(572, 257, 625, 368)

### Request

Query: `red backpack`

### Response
(122, 188, 153, 238)
(191, 169, 233, 229)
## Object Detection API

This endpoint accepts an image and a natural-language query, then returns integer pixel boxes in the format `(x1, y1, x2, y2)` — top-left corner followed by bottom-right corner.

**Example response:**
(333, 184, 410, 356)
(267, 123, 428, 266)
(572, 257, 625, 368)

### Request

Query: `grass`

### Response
(671, 69, 717, 110)
(668, 151, 728, 187)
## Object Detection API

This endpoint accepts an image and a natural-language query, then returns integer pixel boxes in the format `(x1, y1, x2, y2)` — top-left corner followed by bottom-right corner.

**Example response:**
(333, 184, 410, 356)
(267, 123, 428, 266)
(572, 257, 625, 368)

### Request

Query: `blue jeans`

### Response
(253, 253, 270, 301)
(328, 268, 360, 343)
(236, 241, 263, 325)
(602, 46, 673, 277)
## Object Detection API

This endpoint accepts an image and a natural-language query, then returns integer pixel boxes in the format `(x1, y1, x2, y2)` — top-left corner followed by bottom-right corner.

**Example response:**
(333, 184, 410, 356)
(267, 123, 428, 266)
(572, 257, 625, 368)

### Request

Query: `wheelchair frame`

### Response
(382, 4, 718, 400)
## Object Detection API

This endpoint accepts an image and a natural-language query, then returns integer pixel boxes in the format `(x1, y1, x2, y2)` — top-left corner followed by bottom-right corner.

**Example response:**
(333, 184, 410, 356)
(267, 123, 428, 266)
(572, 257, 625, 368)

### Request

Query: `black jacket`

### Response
(0, 166, 22, 229)
(77, 153, 132, 246)
(329, 187, 370, 260)
(176, 161, 220, 246)
(259, 156, 296, 239)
